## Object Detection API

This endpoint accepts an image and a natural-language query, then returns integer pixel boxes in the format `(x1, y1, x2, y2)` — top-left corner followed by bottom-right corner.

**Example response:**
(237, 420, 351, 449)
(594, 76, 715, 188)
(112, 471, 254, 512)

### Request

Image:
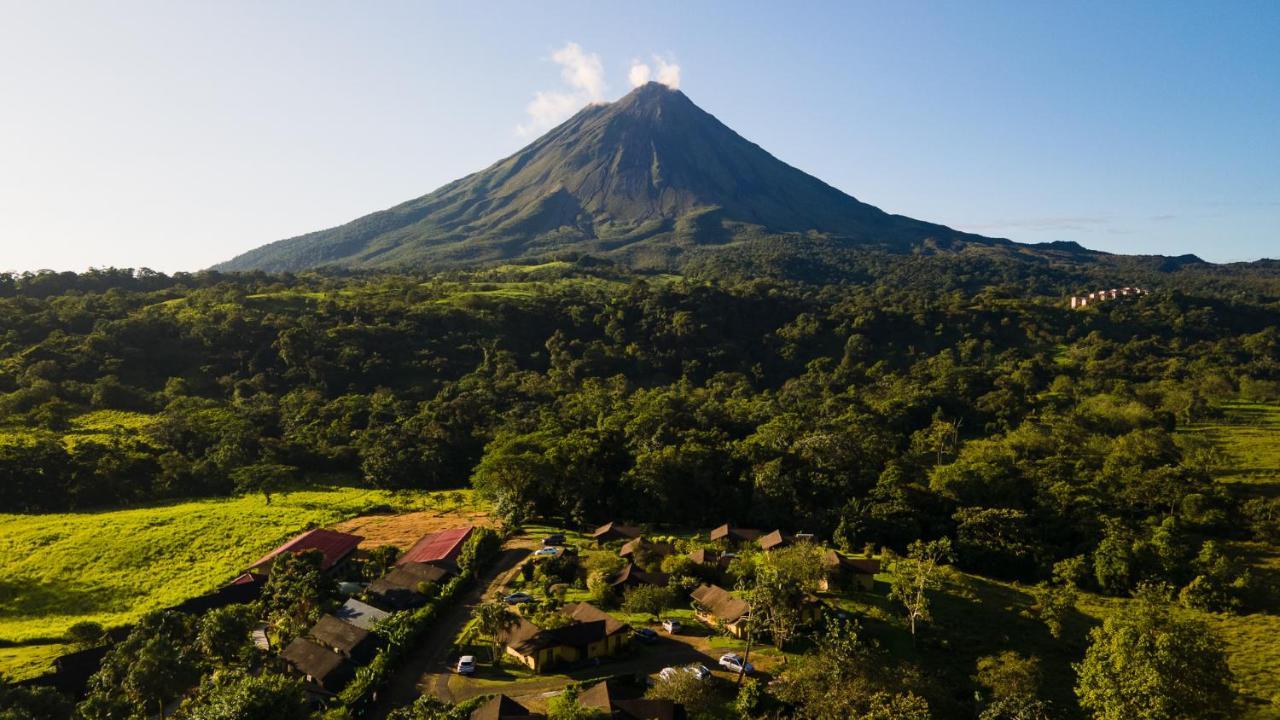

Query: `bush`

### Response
(622, 584, 678, 616)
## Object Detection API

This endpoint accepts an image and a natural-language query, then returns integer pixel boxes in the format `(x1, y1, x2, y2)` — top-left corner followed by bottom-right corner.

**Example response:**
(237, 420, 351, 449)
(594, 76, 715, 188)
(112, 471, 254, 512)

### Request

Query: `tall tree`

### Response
(1074, 591, 1235, 720)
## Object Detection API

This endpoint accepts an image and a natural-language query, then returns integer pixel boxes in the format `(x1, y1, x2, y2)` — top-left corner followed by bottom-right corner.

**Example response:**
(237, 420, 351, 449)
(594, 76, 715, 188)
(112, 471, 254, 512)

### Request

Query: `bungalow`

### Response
(619, 537, 676, 561)
(592, 521, 643, 544)
(281, 637, 354, 692)
(688, 548, 733, 572)
(471, 694, 541, 720)
(396, 526, 474, 572)
(608, 563, 670, 591)
(757, 530, 794, 552)
(368, 562, 451, 610)
(333, 597, 390, 632)
(564, 602, 632, 656)
(820, 550, 880, 592)
(501, 603, 630, 672)
(580, 679, 687, 720)
(690, 584, 750, 638)
(708, 524, 762, 545)
(248, 528, 364, 574)
(308, 614, 379, 663)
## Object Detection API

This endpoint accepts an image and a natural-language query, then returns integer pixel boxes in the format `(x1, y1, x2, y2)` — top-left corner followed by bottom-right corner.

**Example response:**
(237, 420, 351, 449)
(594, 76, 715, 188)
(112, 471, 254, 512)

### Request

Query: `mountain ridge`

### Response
(215, 83, 1025, 273)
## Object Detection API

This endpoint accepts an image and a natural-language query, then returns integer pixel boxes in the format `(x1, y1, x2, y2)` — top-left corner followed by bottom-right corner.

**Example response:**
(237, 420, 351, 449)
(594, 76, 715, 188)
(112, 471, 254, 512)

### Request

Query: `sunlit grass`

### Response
(0, 486, 448, 678)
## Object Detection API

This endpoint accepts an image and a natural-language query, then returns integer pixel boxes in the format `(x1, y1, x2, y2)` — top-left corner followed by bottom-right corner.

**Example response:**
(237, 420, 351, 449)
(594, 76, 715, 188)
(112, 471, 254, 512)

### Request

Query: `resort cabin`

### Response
(757, 530, 794, 552)
(247, 528, 364, 575)
(368, 561, 451, 610)
(501, 603, 630, 672)
(619, 537, 676, 561)
(690, 584, 750, 638)
(608, 563, 670, 591)
(281, 637, 354, 692)
(470, 694, 541, 720)
(820, 550, 880, 591)
(333, 597, 390, 632)
(708, 524, 762, 545)
(591, 521, 644, 544)
(580, 679, 688, 720)
(308, 614, 379, 663)
(396, 526, 475, 573)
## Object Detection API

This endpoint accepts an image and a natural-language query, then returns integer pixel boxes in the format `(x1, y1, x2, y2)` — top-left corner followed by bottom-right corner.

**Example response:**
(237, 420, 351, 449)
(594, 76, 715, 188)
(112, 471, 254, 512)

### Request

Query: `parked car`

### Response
(685, 664, 712, 681)
(633, 627, 659, 643)
(456, 655, 476, 675)
(533, 547, 559, 557)
(503, 592, 535, 604)
(542, 534, 566, 546)
(658, 667, 679, 682)
(661, 619, 681, 634)
(719, 653, 754, 675)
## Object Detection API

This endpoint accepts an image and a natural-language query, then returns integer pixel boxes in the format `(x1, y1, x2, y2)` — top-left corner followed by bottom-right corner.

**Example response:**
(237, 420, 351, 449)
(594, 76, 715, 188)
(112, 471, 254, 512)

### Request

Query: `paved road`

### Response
(366, 539, 534, 718)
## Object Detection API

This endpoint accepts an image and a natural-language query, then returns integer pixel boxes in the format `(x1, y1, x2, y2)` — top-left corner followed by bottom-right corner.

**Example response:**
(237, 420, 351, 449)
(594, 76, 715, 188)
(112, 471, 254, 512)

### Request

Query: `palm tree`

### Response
(471, 600, 518, 663)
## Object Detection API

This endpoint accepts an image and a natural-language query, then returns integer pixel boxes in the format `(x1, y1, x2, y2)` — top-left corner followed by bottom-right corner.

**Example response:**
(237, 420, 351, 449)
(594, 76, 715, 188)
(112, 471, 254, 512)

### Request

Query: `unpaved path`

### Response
(365, 536, 535, 718)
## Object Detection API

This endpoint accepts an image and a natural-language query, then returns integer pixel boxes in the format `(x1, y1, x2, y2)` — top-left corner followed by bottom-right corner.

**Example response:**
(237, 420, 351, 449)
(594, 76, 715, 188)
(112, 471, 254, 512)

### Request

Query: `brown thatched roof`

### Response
(690, 584, 749, 623)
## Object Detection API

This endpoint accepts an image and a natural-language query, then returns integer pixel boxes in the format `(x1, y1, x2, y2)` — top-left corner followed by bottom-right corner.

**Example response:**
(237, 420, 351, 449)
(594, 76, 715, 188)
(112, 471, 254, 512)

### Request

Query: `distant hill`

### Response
(215, 82, 1023, 274)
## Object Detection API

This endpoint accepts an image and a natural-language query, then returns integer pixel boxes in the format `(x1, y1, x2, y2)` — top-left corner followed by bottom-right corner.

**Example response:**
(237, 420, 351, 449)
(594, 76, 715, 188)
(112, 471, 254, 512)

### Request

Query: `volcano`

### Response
(216, 82, 1007, 272)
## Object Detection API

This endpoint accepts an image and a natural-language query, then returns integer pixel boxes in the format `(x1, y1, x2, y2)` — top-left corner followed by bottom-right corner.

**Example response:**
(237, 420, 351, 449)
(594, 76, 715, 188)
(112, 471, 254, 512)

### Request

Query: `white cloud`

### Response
(517, 42, 606, 136)
(653, 56, 681, 89)
(628, 60, 652, 88)
(626, 54, 681, 90)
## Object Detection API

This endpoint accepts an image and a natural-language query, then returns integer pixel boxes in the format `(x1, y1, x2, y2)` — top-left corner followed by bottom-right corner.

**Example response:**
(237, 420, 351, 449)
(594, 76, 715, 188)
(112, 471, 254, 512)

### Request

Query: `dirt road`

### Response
(365, 537, 535, 718)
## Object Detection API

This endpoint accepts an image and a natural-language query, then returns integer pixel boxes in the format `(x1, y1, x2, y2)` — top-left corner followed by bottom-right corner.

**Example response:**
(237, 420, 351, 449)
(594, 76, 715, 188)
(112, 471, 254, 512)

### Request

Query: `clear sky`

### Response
(1, 1, 1276, 272)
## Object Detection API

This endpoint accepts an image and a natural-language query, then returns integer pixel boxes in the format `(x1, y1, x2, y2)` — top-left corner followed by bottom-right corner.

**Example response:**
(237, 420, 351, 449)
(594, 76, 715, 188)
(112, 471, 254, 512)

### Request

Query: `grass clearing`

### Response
(1185, 400, 1280, 490)
(0, 486, 459, 679)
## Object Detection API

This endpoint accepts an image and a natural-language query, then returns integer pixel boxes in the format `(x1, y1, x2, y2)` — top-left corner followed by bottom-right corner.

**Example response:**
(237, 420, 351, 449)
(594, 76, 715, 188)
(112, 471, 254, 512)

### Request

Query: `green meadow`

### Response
(0, 486, 441, 679)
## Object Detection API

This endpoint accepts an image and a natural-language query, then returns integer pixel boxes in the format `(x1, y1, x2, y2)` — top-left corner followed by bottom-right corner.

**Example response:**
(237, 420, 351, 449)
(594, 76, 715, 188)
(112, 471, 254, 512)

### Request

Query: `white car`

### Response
(456, 655, 476, 675)
(719, 653, 754, 675)
(661, 618, 681, 634)
(685, 664, 712, 681)
(658, 667, 679, 682)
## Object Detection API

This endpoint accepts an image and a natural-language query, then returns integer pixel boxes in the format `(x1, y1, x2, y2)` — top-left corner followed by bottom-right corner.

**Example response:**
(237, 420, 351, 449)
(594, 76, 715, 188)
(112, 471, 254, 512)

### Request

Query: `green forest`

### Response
(1, 252, 1279, 719)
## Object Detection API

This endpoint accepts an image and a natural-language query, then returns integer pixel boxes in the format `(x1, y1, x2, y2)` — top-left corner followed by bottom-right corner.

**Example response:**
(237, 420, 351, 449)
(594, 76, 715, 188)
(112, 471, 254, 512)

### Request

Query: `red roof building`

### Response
(248, 528, 364, 573)
(395, 526, 475, 569)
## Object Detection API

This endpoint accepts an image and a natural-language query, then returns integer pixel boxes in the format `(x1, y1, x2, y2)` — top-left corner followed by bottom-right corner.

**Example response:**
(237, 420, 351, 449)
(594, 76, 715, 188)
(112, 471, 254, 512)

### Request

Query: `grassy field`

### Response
(1185, 400, 1280, 489)
(0, 486, 467, 679)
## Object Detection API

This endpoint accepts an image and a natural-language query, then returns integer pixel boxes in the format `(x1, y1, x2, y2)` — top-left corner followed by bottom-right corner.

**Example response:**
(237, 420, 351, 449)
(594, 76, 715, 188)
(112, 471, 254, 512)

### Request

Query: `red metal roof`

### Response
(396, 526, 474, 567)
(249, 528, 364, 571)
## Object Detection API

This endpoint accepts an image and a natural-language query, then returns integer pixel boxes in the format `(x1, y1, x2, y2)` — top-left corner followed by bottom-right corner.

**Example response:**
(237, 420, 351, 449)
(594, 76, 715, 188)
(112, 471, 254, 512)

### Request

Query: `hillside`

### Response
(215, 83, 1011, 273)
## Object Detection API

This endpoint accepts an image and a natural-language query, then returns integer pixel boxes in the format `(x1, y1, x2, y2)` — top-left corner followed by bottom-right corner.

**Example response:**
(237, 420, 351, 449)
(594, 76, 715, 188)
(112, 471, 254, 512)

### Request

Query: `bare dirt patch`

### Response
(332, 509, 498, 550)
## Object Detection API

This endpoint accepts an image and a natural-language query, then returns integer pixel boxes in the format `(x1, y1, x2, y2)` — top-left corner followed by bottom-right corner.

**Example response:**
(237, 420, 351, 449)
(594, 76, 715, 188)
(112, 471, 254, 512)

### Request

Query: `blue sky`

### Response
(1, 1, 1276, 271)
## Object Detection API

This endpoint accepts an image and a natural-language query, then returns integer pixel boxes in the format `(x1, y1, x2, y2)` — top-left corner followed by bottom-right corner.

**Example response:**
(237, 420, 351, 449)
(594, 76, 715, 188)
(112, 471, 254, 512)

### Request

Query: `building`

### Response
(690, 584, 750, 638)
(248, 528, 364, 574)
(396, 526, 475, 572)
(608, 563, 670, 591)
(580, 679, 687, 720)
(1070, 286, 1148, 309)
(592, 521, 644, 544)
(757, 530, 794, 552)
(281, 637, 354, 692)
(619, 537, 676, 561)
(308, 614, 379, 663)
(708, 524, 762, 545)
(368, 562, 451, 610)
(820, 551, 880, 591)
(501, 604, 630, 672)
(470, 695, 541, 720)
(333, 598, 390, 632)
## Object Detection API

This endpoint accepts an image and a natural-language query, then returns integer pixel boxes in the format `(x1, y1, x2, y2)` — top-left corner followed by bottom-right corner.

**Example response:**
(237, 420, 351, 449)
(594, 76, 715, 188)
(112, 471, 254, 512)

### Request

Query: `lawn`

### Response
(1184, 400, 1280, 490)
(0, 486, 455, 679)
